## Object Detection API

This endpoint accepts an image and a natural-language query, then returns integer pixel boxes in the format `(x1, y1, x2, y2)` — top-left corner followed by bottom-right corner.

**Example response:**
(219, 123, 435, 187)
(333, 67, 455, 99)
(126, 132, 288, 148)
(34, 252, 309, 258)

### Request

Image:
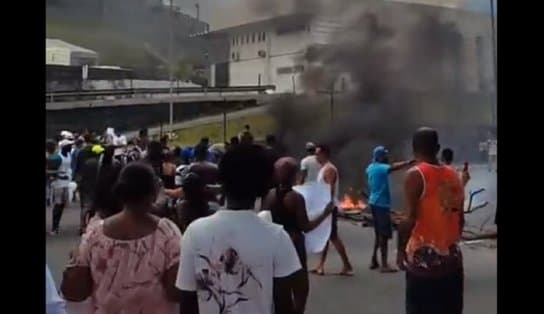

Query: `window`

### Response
(262, 32, 266, 41)
(252, 32, 255, 43)
(246, 34, 250, 43)
(232, 52, 235, 60)
(232, 37, 235, 46)
(257, 32, 261, 42)
(293, 65, 304, 73)
(277, 67, 293, 75)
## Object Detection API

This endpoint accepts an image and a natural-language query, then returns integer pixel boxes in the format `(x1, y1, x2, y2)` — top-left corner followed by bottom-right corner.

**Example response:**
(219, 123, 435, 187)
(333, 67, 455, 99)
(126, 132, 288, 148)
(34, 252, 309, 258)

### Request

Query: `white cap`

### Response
(58, 139, 74, 148)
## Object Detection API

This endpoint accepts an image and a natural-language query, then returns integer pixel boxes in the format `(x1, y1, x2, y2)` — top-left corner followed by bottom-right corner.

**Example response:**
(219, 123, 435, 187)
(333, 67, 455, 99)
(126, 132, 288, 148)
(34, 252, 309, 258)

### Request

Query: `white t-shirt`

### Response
(176, 209, 301, 314)
(300, 155, 322, 183)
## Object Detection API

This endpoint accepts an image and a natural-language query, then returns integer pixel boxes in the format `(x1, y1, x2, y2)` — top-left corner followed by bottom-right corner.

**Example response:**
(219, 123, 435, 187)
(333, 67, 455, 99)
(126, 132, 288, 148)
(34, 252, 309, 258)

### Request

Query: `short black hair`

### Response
(413, 127, 440, 157)
(230, 136, 239, 146)
(146, 141, 163, 162)
(244, 124, 250, 130)
(173, 146, 182, 156)
(114, 162, 158, 205)
(194, 144, 208, 161)
(139, 128, 148, 137)
(219, 144, 273, 201)
(441, 148, 454, 164)
(201, 137, 210, 144)
(265, 134, 276, 145)
(316, 144, 331, 157)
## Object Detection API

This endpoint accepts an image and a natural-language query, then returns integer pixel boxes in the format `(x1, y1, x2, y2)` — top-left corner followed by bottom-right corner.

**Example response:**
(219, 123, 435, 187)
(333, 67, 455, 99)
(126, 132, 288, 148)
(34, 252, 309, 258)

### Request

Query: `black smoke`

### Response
(260, 1, 493, 201)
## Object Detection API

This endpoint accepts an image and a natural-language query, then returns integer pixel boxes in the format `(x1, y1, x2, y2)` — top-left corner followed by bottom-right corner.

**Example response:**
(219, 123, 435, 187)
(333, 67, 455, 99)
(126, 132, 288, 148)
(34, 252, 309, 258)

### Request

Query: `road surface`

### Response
(46, 166, 496, 314)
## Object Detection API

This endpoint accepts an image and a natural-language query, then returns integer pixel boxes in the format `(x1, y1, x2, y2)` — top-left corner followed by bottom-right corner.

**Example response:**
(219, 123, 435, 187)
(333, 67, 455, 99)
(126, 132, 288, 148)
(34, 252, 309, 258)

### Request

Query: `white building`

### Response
(205, 1, 495, 94)
(46, 39, 99, 66)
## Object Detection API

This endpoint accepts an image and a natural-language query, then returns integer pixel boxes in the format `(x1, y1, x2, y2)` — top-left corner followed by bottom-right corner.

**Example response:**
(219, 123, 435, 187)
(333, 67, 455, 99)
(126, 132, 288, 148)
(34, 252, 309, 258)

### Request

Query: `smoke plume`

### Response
(259, 0, 493, 200)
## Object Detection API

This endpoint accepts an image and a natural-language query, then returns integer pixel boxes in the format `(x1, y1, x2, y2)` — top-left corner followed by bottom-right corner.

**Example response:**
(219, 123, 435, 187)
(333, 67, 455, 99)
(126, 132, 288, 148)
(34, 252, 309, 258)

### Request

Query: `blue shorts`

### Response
(371, 205, 392, 239)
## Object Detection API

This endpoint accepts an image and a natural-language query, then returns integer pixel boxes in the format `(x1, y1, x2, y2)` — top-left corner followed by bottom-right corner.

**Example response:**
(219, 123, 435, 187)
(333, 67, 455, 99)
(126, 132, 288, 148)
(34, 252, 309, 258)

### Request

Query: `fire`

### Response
(340, 188, 368, 212)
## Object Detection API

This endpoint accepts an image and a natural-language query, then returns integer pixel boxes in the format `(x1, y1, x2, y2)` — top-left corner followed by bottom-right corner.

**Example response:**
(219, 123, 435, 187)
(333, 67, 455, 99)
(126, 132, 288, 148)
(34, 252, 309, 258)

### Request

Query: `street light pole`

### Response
(489, 0, 497, 126)
(168, 0, 175, 129)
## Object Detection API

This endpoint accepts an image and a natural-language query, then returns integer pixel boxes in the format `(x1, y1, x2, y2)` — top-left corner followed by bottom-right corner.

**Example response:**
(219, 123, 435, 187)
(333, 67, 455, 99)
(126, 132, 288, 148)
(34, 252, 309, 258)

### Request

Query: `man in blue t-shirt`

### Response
(366, 146, 414, 273)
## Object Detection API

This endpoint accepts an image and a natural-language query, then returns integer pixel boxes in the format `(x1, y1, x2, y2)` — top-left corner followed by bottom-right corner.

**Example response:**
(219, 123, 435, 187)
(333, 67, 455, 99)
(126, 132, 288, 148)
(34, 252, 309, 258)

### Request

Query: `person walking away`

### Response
(46, 264, 67, 314)
(366, 146, 413, 273)
(49, 139, 74, 235)
(398, 127, 465, 314)
(441, 148, 470, 187)
(299, 142, 321, 185)
(262, 157, 334, 314)
(176, 144, 302, 314)
(61, 162, 182, 313)
(310, 144, 354, 276)
(175, 173, 214, 233)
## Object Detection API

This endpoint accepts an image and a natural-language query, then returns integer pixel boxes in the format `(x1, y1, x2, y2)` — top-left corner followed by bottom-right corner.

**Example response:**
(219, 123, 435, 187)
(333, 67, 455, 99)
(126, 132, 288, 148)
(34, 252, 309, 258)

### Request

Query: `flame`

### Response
(340, 194, 367, 212)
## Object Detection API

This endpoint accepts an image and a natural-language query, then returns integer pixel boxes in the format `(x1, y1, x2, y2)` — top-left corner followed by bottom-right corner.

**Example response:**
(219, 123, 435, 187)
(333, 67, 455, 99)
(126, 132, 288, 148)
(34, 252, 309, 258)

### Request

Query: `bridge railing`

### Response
(46, 85, 276, 102)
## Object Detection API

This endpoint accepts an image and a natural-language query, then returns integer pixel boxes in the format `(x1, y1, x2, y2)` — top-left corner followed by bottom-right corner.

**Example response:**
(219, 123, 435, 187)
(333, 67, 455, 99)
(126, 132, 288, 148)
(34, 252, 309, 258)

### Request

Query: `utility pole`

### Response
(168, 0, 175, 129)
(489, 0, 497, 126)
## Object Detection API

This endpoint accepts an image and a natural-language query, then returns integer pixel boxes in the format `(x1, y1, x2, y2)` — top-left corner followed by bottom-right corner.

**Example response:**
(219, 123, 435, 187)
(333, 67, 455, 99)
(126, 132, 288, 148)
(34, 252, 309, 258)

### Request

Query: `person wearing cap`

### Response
(299, 142, 322, 185)
(365, 146, 414, 273)
(49, 139, 75, 235)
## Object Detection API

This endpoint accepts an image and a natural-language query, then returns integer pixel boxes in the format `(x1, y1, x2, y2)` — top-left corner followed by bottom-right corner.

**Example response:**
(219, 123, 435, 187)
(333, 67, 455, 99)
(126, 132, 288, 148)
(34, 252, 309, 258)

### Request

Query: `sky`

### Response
(166, 0, 496, 30)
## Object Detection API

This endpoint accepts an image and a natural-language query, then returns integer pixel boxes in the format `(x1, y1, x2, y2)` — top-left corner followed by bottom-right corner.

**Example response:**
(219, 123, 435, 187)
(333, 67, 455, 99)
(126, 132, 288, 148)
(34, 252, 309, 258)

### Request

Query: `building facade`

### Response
(204, 2, 495, 94)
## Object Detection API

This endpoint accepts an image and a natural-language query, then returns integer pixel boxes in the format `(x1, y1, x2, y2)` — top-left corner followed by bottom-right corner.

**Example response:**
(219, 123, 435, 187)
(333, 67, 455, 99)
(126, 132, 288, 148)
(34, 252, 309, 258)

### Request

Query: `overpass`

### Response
(45, 85, 279, 137)
(45, 85, 276, 110)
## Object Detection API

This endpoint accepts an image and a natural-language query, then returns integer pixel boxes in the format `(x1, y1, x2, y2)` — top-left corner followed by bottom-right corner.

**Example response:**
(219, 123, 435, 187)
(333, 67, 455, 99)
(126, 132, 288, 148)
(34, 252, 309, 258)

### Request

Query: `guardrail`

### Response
(46, 85, 276, 102)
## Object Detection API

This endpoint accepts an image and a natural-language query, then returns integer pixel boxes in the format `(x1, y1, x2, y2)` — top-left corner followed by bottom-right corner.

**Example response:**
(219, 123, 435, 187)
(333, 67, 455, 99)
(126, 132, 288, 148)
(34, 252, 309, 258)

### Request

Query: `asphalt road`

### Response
(46, 165, 496, 314)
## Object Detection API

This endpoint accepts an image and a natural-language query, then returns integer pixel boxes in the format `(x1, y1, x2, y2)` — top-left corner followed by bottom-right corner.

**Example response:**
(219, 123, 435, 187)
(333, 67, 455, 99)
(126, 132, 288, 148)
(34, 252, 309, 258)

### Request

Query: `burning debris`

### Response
(339, 187, 367, 213)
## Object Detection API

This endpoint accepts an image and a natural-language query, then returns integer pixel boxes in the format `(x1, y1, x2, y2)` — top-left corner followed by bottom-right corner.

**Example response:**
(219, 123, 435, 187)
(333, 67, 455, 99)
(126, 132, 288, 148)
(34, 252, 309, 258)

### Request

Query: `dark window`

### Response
(246, 34, 250, 43)
(232, 37, 235, 46)
(277, 67, 293, 75)
(232, 52, 235, 60)
(258, 33, 262, 41)
(293, 65, 304, 73)
(262, 32, 266, 41)
(252, 33, 255, 43)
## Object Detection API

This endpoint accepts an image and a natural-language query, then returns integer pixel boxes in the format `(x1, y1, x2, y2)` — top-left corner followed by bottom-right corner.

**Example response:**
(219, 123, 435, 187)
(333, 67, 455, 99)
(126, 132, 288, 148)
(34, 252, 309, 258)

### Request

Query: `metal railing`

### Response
(46, 85, 276, 102)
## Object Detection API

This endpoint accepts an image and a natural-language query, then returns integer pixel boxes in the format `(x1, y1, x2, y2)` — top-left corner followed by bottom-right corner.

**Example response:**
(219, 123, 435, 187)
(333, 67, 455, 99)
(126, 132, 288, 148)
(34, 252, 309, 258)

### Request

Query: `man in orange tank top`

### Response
(398, 127, 465, 314)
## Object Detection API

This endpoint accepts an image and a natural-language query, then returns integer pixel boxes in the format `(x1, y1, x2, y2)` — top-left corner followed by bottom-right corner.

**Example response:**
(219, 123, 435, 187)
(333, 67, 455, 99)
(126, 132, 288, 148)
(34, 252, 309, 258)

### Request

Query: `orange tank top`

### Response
(405, 162, 464, 275)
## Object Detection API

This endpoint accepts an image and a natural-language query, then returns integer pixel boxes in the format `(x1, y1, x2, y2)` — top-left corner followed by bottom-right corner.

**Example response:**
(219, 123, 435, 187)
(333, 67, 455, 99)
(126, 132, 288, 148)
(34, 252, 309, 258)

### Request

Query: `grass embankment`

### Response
(46, 20, 150, 67)
(170, 113, 275, 147)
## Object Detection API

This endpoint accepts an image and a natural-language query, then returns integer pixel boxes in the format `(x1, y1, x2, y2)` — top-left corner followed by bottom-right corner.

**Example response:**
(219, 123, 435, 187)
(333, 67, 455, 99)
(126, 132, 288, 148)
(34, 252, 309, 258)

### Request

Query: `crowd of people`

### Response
(46, 125, 475, 314)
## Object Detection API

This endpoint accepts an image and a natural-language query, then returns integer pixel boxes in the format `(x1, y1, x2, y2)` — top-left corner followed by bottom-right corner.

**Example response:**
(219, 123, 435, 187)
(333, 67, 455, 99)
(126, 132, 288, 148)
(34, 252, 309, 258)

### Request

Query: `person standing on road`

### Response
(61, 162, 182, 314)
(310, 144, 354, 276)
(441, 148, 470, 187)
(176, 144, 302, 314)
(299, 142, 321, 185)
(262, 157, 334, 314)
(366, 146, 413, 273)
(398, 127, 465, 314)
(49, 139, 74, 235)
(175, 172, 214, 234)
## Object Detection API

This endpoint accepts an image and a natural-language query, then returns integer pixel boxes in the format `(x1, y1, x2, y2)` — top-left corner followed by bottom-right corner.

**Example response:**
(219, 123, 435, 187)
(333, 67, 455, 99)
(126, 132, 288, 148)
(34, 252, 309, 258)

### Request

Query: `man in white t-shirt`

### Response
(177, 144, 302, 314)
(299, 142, 322, 184)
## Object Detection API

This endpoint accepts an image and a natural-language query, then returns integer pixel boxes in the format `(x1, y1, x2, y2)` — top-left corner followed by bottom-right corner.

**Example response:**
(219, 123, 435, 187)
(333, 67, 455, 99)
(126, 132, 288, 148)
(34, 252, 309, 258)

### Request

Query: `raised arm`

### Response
(389, 160, 415, 173)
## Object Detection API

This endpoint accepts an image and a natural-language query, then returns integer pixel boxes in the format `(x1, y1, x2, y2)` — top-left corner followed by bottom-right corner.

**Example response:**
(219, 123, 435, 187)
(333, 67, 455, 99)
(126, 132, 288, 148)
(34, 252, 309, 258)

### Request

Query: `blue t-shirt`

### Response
(366, 162, 391, 209)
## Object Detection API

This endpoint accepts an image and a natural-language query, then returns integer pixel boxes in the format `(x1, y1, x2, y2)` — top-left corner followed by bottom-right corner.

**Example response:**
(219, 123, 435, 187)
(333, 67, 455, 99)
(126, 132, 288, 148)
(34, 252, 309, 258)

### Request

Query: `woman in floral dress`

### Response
(61, 162, 183, 314)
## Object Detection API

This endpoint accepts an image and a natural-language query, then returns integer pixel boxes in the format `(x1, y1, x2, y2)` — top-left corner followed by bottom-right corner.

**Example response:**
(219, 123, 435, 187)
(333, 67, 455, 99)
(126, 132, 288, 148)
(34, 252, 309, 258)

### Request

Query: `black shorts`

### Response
(371, 205, 392, 239)
(330, 206, 339, 239)
(406, 270, 464, 314)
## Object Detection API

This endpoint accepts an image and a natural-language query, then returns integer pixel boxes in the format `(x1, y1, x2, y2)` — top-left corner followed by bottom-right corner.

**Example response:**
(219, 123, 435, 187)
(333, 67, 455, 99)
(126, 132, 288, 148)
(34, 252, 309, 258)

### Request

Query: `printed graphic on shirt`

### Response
(196, 245, 263, 314)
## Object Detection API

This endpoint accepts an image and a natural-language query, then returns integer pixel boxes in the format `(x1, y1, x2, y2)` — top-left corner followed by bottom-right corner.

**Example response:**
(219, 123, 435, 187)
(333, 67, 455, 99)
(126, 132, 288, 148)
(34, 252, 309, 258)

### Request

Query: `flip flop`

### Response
(310, 269, 325, 276)
(337, 270, 354, 277)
